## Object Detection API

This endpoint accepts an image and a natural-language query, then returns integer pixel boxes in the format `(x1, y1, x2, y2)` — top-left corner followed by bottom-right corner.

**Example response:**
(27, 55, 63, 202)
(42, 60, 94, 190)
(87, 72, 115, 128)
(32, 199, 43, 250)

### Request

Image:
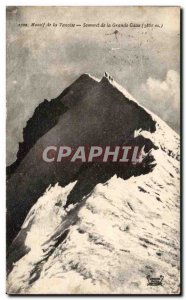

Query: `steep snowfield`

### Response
(7, 148, 180, 294)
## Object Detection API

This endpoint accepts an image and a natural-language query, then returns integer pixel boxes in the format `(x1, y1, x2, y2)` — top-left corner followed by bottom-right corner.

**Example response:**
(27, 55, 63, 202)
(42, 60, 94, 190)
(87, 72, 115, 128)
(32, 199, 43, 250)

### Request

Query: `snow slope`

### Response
(7, 149, 180, 294)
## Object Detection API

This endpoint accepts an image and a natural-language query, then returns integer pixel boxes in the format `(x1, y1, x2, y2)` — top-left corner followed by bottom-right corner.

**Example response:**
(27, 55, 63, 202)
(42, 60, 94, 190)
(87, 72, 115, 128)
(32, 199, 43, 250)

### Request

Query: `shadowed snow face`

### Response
(7, 74, 157, 246)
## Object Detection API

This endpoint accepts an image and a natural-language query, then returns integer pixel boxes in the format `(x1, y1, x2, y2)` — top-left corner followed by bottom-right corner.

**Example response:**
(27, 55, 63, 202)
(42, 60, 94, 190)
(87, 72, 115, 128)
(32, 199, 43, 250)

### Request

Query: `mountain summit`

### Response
(7, 74, 180, 294)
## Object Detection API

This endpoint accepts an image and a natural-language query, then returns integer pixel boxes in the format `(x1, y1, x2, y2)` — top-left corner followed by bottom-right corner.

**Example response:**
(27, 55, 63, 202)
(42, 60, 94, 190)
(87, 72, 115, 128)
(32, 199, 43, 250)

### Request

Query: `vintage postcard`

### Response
(6, 6, 181, 295)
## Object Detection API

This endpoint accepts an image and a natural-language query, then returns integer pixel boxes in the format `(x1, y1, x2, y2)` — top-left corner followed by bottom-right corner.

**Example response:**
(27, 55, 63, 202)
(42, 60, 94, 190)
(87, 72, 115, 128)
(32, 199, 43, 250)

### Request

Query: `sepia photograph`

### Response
(5, 5, 181, 295)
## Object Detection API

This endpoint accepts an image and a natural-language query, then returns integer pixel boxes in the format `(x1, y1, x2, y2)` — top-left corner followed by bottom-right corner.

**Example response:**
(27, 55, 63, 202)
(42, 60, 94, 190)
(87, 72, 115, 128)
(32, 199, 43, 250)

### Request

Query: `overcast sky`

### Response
(6, 6, 180, 165)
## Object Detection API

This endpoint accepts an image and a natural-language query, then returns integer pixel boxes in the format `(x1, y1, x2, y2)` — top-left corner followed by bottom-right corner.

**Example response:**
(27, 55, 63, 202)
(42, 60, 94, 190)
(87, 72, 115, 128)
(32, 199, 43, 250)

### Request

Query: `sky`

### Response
(6, 6, 180, 165)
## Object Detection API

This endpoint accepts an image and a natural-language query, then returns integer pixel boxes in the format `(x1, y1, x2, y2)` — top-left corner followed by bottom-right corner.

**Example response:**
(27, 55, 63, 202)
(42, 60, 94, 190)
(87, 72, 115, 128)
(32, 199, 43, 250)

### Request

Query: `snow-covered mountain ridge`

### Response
(7, 73, 180, 294)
